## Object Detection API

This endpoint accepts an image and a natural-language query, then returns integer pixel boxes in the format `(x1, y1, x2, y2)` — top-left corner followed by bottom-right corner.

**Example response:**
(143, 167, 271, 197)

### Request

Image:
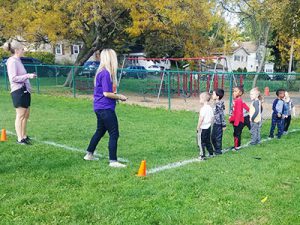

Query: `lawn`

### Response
(0, 91, 299, 225)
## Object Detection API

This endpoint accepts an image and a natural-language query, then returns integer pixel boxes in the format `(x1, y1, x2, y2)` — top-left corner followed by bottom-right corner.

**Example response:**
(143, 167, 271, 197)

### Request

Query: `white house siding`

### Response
(229, 48, 249, 71)
(246, 53, 258, 72)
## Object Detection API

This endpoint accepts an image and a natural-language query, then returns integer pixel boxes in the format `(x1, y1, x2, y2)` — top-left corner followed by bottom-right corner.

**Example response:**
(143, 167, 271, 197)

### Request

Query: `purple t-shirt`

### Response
(93, 69, 116, 111)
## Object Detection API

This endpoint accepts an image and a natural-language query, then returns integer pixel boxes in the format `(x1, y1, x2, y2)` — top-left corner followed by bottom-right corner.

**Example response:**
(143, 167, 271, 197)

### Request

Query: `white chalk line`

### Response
(147, 128, 300, 175)
(6, 130, 129, 163)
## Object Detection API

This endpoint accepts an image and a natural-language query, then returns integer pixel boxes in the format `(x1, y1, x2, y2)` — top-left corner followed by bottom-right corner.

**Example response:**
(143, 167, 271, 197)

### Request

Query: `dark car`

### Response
(79, 61, 100, 77)
(122, 66, 147, 79)
(0, 57, 57, 77)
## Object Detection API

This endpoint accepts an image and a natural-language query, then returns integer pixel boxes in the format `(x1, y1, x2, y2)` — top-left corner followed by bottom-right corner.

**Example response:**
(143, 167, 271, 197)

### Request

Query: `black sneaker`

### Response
(17, 139, 27, 145)
(198, 156, 206, 161)
(25, 136, 32, 142)
(268, 135, 274, 139)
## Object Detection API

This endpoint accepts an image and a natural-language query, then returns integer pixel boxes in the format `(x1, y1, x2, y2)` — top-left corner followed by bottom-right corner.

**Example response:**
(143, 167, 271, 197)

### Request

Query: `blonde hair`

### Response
(250, 88, 260, 98)
(285, 91, 290, 102)
(199, 92, 211, 103)
(95, 49, 118, 86)
(3, 39, 24, 54)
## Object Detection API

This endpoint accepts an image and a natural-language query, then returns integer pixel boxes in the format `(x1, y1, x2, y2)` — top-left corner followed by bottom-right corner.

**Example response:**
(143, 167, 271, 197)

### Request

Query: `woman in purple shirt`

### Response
(84, 49, 127, 168)
(4, 40, 36, 145)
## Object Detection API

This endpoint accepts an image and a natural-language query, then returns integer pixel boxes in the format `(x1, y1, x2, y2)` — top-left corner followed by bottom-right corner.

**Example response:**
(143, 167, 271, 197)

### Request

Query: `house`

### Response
(214, 41, 274, 73)
(2, 37, 98, 64)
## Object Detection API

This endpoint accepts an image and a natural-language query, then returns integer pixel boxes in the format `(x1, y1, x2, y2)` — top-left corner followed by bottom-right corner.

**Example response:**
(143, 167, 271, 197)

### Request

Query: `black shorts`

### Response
(11, 86, 31, 108)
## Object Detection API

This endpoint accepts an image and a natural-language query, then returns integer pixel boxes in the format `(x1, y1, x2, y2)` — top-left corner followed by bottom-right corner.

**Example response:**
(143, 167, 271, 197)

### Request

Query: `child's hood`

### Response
(216, 101, 225, 110)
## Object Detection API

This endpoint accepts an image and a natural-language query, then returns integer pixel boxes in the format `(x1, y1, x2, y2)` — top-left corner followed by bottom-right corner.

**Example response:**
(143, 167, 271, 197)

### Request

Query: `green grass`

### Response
(0, 91, 299, 225)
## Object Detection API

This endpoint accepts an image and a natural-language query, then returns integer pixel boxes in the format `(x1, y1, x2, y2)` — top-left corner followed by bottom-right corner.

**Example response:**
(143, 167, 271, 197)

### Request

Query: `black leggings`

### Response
(86, 109, 119, 161)
(284, 115, 291, 132)
(233, 122, 244, 148)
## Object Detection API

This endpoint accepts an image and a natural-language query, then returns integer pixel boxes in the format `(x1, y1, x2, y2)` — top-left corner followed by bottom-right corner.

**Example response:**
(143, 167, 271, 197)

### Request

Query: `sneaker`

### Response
(207, 154, 214, 158)
(198, 156, 206, 161)
(83, 153, 99, 161)
(283, 131, 288, 135)
(17, 139, 27, 145)
(25, 136, 32, 142)
(109, 161, 126, 168)
(268, 135, 274, 139)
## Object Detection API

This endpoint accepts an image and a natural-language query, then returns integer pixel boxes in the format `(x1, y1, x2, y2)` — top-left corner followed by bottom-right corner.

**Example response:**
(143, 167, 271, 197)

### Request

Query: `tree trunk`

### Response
(63, 44, 98, 87)
(252, 24, 270, 88)
(288, 37, 294, 74)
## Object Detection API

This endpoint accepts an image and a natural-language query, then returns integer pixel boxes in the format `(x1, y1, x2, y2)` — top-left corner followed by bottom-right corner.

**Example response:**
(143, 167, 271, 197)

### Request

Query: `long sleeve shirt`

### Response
(229, 97, 244, 126)
(6, 56, 32, 93)
(272, 98, 284, 115)
(249, 99, 262, 123)
(213, 101, 226, 127)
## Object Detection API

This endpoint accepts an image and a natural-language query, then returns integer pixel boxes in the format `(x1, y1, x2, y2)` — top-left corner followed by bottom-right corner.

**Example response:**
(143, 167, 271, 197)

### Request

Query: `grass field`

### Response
(0, 91, 299, 225)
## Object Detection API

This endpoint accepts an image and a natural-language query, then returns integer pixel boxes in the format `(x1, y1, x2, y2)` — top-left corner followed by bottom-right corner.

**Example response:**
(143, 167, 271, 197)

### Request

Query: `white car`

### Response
(147, 65, 161, 72)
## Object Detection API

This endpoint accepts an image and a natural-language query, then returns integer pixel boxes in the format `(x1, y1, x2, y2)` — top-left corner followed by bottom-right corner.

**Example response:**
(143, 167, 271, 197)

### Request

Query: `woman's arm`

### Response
(103, 92, 127, 101)
(7, 60, 36, 83)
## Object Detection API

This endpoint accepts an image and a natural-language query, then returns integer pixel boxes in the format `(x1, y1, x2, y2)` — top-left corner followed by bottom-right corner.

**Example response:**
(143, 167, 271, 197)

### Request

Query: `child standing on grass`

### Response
(249, 88, 262, 145)
(211, 89, 226, 155)
(229, 86, 246, 150)
(269, 89, 285, 139)
(197, 92, 214, 160)
(283, 91, 296, 134)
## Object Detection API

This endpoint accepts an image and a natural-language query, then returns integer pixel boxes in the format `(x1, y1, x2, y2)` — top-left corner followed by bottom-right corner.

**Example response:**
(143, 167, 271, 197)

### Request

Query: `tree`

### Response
(0, 0, 131, 86)
(219, 0, 289, 87)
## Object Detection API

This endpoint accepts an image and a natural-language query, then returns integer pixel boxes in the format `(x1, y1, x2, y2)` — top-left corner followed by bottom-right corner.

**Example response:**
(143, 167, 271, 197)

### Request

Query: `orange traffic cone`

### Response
(0, 129, 7, 142)
(264, 87, 270, 96)
(137, 160, 146, 177)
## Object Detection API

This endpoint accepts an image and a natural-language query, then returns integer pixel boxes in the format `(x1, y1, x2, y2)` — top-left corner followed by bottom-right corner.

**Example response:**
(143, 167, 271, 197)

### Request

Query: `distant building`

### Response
(214, 41, 274, 73)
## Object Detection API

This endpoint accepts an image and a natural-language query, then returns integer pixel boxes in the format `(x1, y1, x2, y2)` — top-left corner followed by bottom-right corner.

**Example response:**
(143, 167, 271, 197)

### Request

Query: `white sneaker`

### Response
(83, 153, 99, 161)
(109, 161, 127, 168)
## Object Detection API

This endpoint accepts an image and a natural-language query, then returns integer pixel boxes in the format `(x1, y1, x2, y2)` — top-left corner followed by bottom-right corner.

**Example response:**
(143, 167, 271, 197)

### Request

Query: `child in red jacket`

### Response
(229, 86, 248, 150)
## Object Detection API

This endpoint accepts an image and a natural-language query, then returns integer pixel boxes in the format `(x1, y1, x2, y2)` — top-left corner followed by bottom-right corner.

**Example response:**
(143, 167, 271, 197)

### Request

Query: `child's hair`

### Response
(233, 86, 244, 96)
(276, 88, 285, 97)
(214, 88, 224, 100)
(284, 91, 290, 102)
(199, 92, 211, 102)
(250, 88, 260, 98)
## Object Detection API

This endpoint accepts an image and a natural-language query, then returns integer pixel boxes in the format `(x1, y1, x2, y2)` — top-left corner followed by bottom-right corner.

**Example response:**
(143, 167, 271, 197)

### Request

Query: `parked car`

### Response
(122, 66, 147, 79)
(0, 57, 57, 77)
(147, 65, 161, 71)
(79, 61, 100, 77)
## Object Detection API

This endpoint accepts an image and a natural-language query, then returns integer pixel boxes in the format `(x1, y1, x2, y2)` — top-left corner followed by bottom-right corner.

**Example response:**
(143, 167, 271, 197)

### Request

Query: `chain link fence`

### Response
(1, 64, 300, 118)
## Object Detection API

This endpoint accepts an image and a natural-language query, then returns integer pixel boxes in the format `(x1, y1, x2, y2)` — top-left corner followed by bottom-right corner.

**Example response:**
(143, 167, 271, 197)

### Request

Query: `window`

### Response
(55, 44, 63, 55)
(73, 45, 80, 54)
(241, 56, 244, 62)
(246, 56, 248, 62)
(234, 55, 241, 61)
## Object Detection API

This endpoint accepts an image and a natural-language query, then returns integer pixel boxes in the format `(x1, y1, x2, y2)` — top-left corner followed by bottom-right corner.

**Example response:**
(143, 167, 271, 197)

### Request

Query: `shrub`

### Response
(24, 51, 55, 64)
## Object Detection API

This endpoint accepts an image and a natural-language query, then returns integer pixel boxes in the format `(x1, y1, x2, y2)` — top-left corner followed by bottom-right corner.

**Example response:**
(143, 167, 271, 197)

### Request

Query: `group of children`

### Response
(197, 87, 296, 160)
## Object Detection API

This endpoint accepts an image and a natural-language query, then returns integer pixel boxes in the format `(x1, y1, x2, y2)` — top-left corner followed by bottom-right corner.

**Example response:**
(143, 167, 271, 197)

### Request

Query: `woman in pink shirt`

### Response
(4, 40, 36, 145)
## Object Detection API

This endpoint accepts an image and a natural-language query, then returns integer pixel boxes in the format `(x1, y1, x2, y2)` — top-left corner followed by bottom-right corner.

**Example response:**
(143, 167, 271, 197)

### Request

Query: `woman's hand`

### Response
(118, 94, 127, 101)
(28, 73, 37, 79)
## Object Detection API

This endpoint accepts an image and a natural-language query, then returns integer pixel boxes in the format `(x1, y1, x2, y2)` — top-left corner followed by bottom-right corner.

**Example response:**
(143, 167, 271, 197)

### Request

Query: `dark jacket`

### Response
(213, 101, 226, 127)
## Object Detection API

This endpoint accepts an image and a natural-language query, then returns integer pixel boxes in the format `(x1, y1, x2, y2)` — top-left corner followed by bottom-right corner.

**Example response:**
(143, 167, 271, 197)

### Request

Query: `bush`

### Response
(0, 48, 10, 60)
(24, 51, 55, 64)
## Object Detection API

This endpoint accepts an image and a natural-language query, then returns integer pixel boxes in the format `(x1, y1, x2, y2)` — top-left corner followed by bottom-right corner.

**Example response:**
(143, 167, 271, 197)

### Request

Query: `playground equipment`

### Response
(118, 56, 238, 103)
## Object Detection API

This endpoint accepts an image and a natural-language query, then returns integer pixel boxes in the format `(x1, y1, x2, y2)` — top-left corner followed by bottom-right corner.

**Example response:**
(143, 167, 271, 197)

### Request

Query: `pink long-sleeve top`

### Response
(6, 56, 32, 93)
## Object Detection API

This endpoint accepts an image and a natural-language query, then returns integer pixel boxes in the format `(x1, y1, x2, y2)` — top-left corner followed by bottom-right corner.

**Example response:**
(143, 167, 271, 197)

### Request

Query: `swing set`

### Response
(118, 56, 242, 103)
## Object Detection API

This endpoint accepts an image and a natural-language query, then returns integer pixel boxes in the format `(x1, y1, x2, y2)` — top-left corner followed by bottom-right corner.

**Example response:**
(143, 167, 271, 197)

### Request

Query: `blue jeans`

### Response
(87, 109, 119, 161)
(270, 114, 284, 138)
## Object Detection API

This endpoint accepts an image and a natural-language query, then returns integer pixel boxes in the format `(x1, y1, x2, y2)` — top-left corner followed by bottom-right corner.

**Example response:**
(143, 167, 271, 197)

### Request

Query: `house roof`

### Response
(233, 46, 250, 55)
(237, 41, 258, 53)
